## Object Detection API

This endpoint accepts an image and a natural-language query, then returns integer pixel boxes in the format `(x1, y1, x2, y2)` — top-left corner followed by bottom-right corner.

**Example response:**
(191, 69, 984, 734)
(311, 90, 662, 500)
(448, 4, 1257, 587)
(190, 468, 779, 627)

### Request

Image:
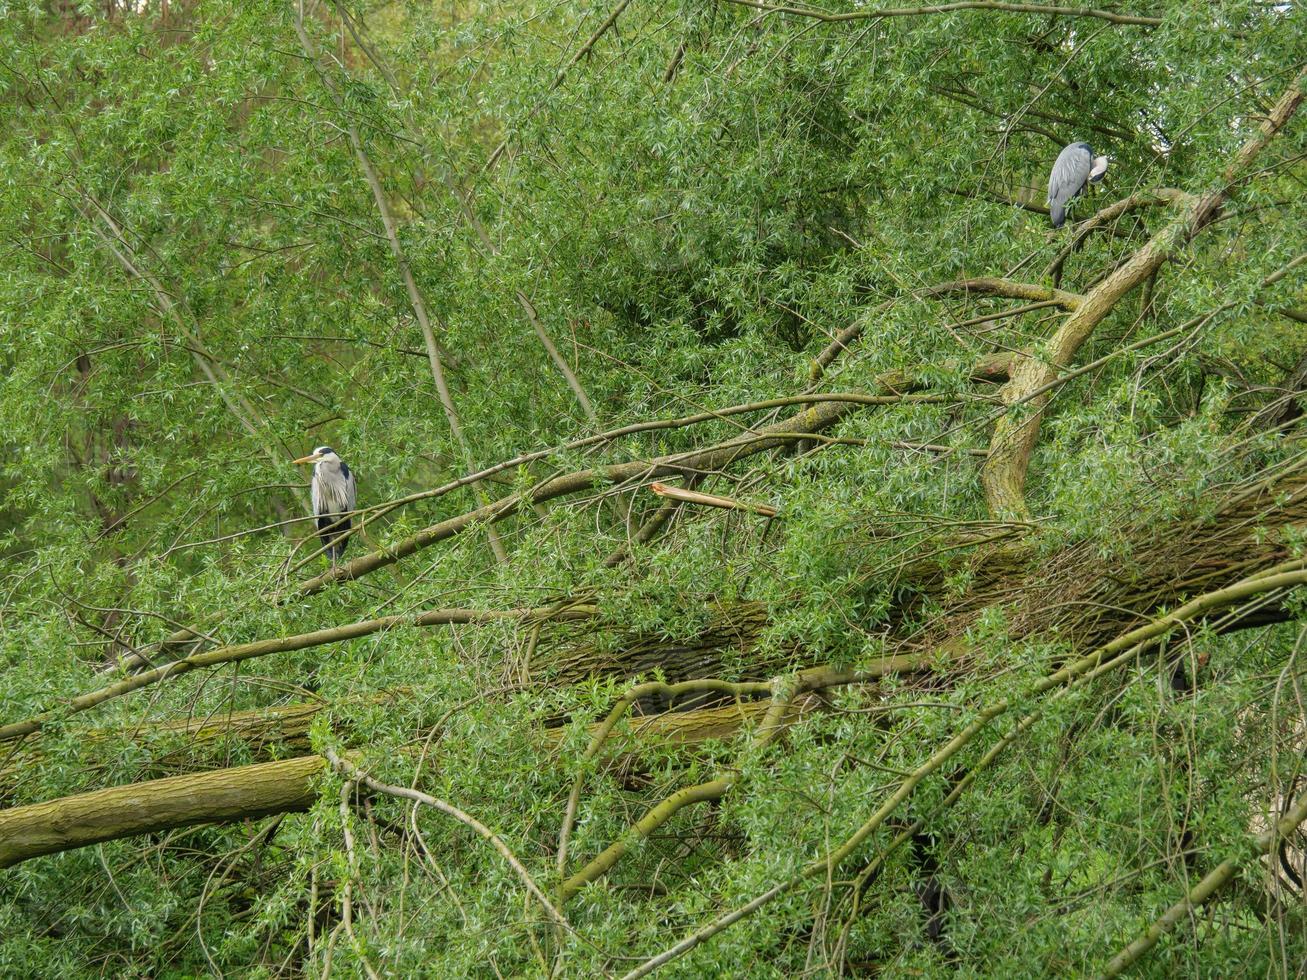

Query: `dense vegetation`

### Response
(1, 0, 1304, 975)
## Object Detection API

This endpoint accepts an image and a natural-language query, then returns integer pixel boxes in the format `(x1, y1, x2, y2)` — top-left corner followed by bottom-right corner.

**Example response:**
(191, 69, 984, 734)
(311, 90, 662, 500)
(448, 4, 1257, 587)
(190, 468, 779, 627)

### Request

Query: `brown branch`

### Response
(717, 0, 1163, 26)
(0, 604, 596, 743)
(983, 67, 1306, 519)
(649, 482, 779, 517)
(602, 474, 702, 567)
(294, 393, 952, 597)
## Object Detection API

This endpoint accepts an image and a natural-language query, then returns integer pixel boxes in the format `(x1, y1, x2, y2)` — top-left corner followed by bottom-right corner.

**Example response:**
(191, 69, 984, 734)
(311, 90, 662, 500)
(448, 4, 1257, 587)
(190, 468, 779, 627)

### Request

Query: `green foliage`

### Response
(0, 0, 1304, 976)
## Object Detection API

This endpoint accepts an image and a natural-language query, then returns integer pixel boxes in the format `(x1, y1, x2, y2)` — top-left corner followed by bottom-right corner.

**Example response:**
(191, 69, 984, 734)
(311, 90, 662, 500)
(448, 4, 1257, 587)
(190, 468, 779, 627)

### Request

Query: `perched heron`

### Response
(1047, 142, 1109, 228)
(292, 446, 356, 562)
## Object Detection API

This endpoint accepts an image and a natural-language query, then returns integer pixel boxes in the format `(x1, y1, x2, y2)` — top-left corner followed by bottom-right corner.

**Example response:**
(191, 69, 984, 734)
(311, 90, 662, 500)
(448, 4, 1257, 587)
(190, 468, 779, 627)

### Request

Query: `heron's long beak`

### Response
(292, 453, 322, 465)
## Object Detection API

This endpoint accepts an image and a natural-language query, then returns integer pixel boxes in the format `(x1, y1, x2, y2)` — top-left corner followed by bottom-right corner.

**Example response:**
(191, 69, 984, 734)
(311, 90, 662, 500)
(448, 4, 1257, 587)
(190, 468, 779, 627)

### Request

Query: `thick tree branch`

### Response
(0, 668, 884, 869)
(983, 67, 1306, 519)
(926, 276, 1083, 309)
(717, 0, 1163, 27)
(0, 755, 327, 870)
(1043, 188, 1194, 281)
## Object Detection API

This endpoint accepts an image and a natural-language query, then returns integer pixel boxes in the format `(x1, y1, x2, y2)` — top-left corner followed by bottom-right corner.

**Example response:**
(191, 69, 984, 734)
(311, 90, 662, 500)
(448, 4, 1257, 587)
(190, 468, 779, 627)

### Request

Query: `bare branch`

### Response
(0, 604, 596, 743)
(717, 0, 1163, 28)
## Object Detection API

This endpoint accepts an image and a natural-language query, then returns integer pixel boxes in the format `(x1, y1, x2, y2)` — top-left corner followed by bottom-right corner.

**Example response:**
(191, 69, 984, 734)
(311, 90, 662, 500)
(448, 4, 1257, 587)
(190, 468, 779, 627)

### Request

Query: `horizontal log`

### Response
(0, 755, 327, 870)
(0, 692, 841, 870)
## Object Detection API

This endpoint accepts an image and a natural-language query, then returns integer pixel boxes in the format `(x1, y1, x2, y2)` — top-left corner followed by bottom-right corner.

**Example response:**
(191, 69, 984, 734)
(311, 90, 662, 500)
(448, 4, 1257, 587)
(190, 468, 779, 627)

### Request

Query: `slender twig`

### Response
(325, 750, 569, 928)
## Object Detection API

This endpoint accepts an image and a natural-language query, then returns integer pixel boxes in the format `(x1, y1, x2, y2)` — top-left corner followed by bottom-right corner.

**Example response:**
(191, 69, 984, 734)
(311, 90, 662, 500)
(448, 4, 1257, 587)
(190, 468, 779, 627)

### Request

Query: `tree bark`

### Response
(0, 756, 327, 869)
(0, 695, 834, 869)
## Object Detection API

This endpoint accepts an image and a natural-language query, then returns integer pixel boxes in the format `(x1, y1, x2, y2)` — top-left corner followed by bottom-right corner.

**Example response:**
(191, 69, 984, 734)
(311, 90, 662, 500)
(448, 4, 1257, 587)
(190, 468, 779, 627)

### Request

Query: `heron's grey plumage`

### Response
(305, 446, 356, 560)
(1047, 141, 1108, 228)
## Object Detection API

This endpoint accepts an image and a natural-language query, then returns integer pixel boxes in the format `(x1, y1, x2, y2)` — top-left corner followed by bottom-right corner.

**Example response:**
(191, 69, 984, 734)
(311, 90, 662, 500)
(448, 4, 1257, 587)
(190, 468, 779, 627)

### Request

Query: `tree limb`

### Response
(718, 0, 1163, 28)
(0, 604, 596, 743)
(983, 67, 1306, 519)
(1100, 786, 1307, 977)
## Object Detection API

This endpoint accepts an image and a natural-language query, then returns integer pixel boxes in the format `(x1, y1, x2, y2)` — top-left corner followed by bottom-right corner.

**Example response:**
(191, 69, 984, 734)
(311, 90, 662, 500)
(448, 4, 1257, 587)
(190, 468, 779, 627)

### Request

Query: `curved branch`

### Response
(810, 270, 1083, 385)
(0, 604, 596, 743)
(324, 750, 568, 928)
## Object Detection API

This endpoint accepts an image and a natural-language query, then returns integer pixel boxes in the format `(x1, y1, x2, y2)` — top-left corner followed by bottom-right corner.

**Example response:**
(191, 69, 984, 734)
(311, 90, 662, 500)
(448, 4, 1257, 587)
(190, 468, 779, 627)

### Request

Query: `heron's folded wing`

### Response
(1048, 144, 1091, 205)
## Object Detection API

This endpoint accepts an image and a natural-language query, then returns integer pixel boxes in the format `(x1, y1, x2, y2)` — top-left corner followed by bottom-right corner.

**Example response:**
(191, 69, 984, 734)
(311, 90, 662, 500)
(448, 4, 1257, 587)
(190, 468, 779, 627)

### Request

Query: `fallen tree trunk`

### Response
(918, 473, 1307, 652)
(0, 755, 328, 870)
(0, 692, 840, 869)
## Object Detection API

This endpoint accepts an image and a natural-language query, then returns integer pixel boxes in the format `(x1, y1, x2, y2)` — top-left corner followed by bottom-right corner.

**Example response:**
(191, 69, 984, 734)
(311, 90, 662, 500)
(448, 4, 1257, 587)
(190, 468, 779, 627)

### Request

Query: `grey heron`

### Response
(292, 446, 357, 562)
(1047, 142, 1108, 228)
